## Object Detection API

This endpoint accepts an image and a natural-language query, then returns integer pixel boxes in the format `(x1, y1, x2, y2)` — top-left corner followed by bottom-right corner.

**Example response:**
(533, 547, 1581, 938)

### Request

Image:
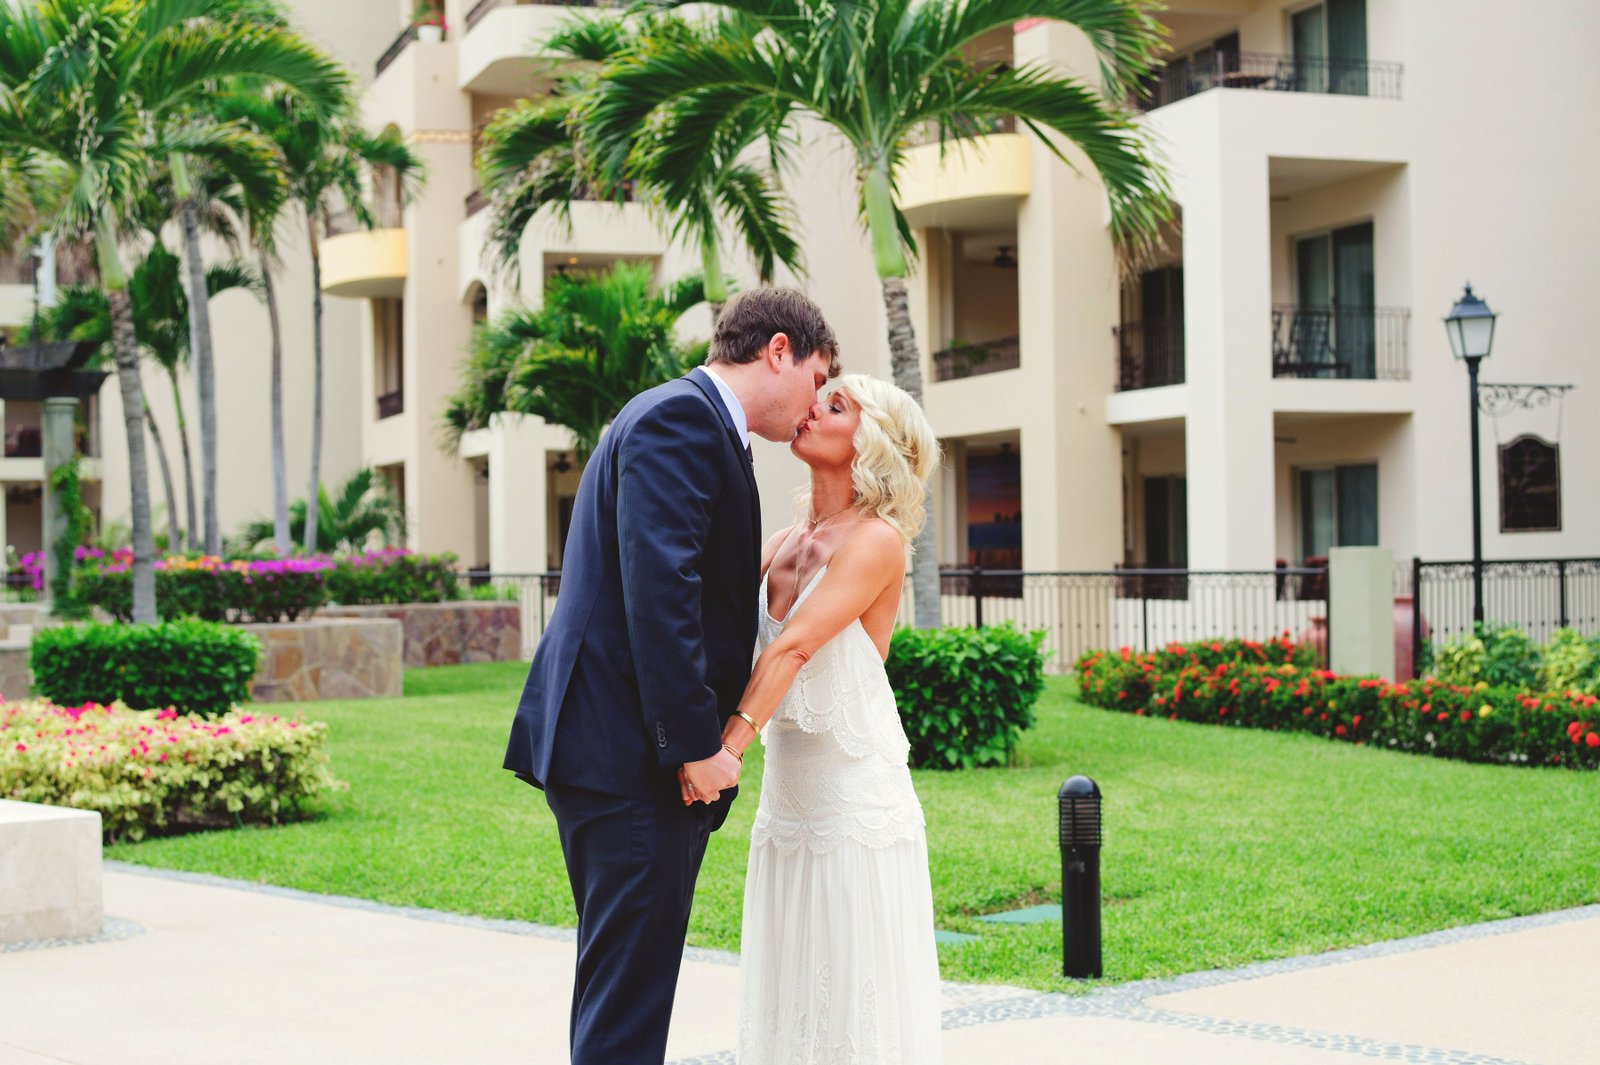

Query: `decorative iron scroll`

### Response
(1477, 382, 1574, 417)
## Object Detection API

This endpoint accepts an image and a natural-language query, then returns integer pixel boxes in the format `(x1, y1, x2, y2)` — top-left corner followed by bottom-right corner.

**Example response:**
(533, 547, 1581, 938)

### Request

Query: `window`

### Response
(1290, 0, 1368, 95)
(1290, 222, 1375, 378)
(1299, 463, 1377, 561)
(374, 298, 404, 419)
(1143, 475, 1188, 568)
(1499, 435, 1561, 532)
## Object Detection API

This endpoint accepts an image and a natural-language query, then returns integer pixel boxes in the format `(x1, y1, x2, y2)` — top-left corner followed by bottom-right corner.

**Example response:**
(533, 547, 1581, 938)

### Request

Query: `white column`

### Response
(486, 418, 548, 574)
(1329, 546, 1396, 678)
(1181, 127, 1276, 570)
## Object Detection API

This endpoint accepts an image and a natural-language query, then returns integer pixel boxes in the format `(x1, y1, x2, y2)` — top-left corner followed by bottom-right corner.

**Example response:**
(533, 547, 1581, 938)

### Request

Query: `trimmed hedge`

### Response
(887, 623, 1047, 770)
(0, 699, 338, 842)
(32, 620, 261, 717)
(1076, 636, 1600, 769)
(76, 555, 332, 623)
(325, 549, 460, 605)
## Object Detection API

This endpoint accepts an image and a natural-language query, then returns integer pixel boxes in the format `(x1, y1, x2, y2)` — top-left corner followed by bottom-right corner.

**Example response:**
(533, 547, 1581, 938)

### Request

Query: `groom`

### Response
(505, 287, 839, 1064)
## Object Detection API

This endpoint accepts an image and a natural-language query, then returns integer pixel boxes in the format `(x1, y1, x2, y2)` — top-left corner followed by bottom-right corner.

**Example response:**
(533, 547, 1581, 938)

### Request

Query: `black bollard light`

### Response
(1058, 775, 1102, 979)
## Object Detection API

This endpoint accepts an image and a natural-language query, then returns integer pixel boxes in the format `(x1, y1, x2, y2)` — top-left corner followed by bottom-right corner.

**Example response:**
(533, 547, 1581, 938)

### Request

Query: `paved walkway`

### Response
(2, 865, 1594, 1064)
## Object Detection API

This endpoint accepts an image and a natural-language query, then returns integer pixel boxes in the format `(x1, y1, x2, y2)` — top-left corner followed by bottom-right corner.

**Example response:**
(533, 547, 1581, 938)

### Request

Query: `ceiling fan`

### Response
(993, 245, 1016, 269)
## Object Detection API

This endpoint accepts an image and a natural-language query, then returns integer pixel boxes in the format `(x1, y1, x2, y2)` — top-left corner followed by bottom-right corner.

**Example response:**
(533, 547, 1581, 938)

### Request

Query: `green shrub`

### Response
(31, 620, 261, 716)
(0, 698, 338, 842)
(1541, 628, 1600, 696)
(75, 556, 331, 623)
(325, 549, 460, 605)
(1429, 624, 1542, 690)
(1075, 638, 1600, 769)
(886, 623, 1046, 770)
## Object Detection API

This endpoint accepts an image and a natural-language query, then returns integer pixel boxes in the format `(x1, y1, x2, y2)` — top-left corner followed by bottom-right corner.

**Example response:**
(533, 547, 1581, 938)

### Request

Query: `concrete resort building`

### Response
(4, 0, 1595, 615)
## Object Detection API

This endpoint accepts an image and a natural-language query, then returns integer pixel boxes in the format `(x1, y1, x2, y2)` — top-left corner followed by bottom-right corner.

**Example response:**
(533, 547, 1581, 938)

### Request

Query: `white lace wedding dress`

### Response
(738, 566, 944, 1064)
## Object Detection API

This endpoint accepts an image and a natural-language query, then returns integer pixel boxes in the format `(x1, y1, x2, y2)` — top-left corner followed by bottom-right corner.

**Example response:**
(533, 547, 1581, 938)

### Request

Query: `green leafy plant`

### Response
(886, 623, 1047, 770)
(75, 556, 332, 623)
(236, 467, 407, 553)
(1430, 624, 1542, 690)
(47, 456, 92, 619)
(0, 698, 337, 842)
(31, 619, 262, 716)
(1541, 628, 1600, 696)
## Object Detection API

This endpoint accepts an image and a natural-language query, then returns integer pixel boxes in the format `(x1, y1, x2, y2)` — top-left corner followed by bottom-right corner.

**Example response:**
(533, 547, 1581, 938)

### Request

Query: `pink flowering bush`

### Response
(0, 699, 340, 842)
(325, 548, 460, 605)
(76, 554, 334, 622)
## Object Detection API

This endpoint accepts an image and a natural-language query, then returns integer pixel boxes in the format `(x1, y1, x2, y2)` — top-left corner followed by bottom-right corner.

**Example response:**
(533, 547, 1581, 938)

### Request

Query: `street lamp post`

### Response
(1443, 284, 1498, 626)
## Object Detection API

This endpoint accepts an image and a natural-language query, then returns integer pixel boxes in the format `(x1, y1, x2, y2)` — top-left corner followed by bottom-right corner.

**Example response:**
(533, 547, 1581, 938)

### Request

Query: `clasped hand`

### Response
(678, 747, 741, 806)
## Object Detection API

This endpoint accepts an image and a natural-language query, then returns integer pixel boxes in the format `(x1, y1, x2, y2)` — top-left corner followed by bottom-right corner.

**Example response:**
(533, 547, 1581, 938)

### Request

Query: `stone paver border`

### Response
(92, 863, 1596, 1065)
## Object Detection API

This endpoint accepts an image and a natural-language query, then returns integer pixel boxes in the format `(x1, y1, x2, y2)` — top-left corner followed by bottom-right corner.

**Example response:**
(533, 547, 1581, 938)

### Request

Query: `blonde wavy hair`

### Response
(799, 374, 940, 545)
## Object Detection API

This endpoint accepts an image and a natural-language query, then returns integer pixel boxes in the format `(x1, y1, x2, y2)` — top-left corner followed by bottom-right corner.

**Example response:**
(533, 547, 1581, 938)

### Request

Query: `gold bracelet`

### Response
(734, 710, 761, 735)
(721, 742, 743, 761)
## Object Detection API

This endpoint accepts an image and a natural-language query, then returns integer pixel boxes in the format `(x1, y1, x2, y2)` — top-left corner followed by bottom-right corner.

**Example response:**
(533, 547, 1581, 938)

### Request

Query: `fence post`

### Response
(1557, 559, 1569, 629)
(1328, 547, 1395, 678)
(971, 566, 984, 628)
(1411, 556, 1424, 681)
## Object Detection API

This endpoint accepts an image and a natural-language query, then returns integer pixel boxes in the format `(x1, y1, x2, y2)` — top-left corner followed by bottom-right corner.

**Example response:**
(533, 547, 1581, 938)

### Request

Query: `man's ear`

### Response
(765, 332, 791, 370)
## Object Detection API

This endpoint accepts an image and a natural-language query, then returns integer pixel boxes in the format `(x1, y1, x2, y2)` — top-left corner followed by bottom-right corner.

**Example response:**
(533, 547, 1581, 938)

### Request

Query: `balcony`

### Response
(375, 25, 417, 78)
(376, 389, 405, 420)
(460, 0, 593, 94)
(932, 336, 1019, 383)
(1270, 305, 1410, 381)
(1134, 52, 1402, 111)
(900, 129, 1030, 228)
(1114, 317, 1185, 391)
(320, 229, 408, 299)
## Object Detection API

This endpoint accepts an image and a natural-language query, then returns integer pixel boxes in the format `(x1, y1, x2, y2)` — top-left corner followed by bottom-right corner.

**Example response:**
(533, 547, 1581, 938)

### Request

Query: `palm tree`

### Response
(35, 246, 263, 553)
(442, 262, 707, 462)
(222, 90, 426, 556)
(476, 16, 800, 317)
(587, 0, 1172, 626)
(236, 467, 405, 554)
(146, 4, 350, 557)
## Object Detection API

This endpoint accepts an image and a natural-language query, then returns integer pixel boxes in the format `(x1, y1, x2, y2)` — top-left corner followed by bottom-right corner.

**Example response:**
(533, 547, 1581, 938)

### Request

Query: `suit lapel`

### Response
(685, 369, 760, 540)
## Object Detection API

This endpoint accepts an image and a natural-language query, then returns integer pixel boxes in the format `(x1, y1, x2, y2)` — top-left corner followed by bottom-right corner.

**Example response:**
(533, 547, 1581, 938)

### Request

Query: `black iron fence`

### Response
(1271, 305, 1410, 381)
(1412, 558, 1600, 668)
(1113, 317, 1185, 390)
(466, 0, 602, 31)
(1134, 51, 1403, 111)
(374, 25, 416, 77)
(479, 567, 1329, 672)
(932, 336, 1020, 382)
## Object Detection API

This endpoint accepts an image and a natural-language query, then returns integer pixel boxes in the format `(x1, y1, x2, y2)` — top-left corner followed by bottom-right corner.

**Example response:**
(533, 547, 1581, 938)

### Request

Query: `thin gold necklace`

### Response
(791, 506, 853, 611)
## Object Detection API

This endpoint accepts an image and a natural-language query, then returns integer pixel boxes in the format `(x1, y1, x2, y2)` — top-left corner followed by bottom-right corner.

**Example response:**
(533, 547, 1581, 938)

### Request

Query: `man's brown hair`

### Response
(707, 288, 841, 378)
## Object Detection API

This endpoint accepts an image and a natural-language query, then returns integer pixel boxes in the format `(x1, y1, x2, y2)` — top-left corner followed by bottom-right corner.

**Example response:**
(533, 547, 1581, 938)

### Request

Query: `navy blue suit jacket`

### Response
(504, 369, 761, 806)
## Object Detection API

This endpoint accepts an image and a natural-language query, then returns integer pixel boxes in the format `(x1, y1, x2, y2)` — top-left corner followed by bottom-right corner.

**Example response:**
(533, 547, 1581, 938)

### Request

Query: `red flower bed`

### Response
(1075, 637, 1599, 769)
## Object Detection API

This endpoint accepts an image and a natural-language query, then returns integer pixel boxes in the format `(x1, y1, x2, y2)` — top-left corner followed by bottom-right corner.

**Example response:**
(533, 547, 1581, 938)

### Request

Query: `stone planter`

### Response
(0, 640, 31, 701)
(240, 617, 403, 703)
(320, 601, 521, 668)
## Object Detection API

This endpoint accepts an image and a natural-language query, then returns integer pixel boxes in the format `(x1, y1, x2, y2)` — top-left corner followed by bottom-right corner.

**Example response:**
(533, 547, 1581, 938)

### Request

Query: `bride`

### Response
(700, 373, 943, 1063)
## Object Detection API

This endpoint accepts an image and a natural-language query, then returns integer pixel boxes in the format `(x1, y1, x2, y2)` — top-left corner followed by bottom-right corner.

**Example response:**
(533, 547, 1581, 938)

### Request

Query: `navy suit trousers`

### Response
(545, 784, 731, 1064)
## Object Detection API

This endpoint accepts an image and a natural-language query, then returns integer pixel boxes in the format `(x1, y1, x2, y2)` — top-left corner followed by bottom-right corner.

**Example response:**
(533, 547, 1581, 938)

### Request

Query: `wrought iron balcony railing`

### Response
(375, 26, 417, 77)
(1270, 305, 1410, 381)
(1133, 51, 1402, 111)
(932, 335, 1020, 382)
(377, 389, 405, 420)
(1113, 317, 1185, 391)
(466, 0, 603, 32)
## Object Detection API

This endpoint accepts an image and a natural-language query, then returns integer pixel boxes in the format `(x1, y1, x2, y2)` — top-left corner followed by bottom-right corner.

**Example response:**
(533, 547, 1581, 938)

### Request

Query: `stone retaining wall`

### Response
(320, 601, 521, 668)
(240, 618, 403, 703)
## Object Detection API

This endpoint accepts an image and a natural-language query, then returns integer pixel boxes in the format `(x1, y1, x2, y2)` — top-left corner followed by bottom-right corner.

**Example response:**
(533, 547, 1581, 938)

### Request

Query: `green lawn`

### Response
(111, 662, 1600, 991)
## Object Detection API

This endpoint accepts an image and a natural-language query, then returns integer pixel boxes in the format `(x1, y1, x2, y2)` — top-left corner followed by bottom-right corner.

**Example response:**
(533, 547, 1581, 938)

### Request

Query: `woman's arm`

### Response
(721, 520, 904, 753)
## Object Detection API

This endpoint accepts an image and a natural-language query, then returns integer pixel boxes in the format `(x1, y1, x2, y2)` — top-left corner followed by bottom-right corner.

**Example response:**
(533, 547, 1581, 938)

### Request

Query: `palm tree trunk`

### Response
(304, 212, 324, 554)
(259, 246, 292, 555)
(880, 275, 941, 629)
(104, 280, 157, 624)
(143, 403, 182, 553)
(166, 369, 198, 551)
(173, 157, 221, 556)
(701, 229, 727, 323)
